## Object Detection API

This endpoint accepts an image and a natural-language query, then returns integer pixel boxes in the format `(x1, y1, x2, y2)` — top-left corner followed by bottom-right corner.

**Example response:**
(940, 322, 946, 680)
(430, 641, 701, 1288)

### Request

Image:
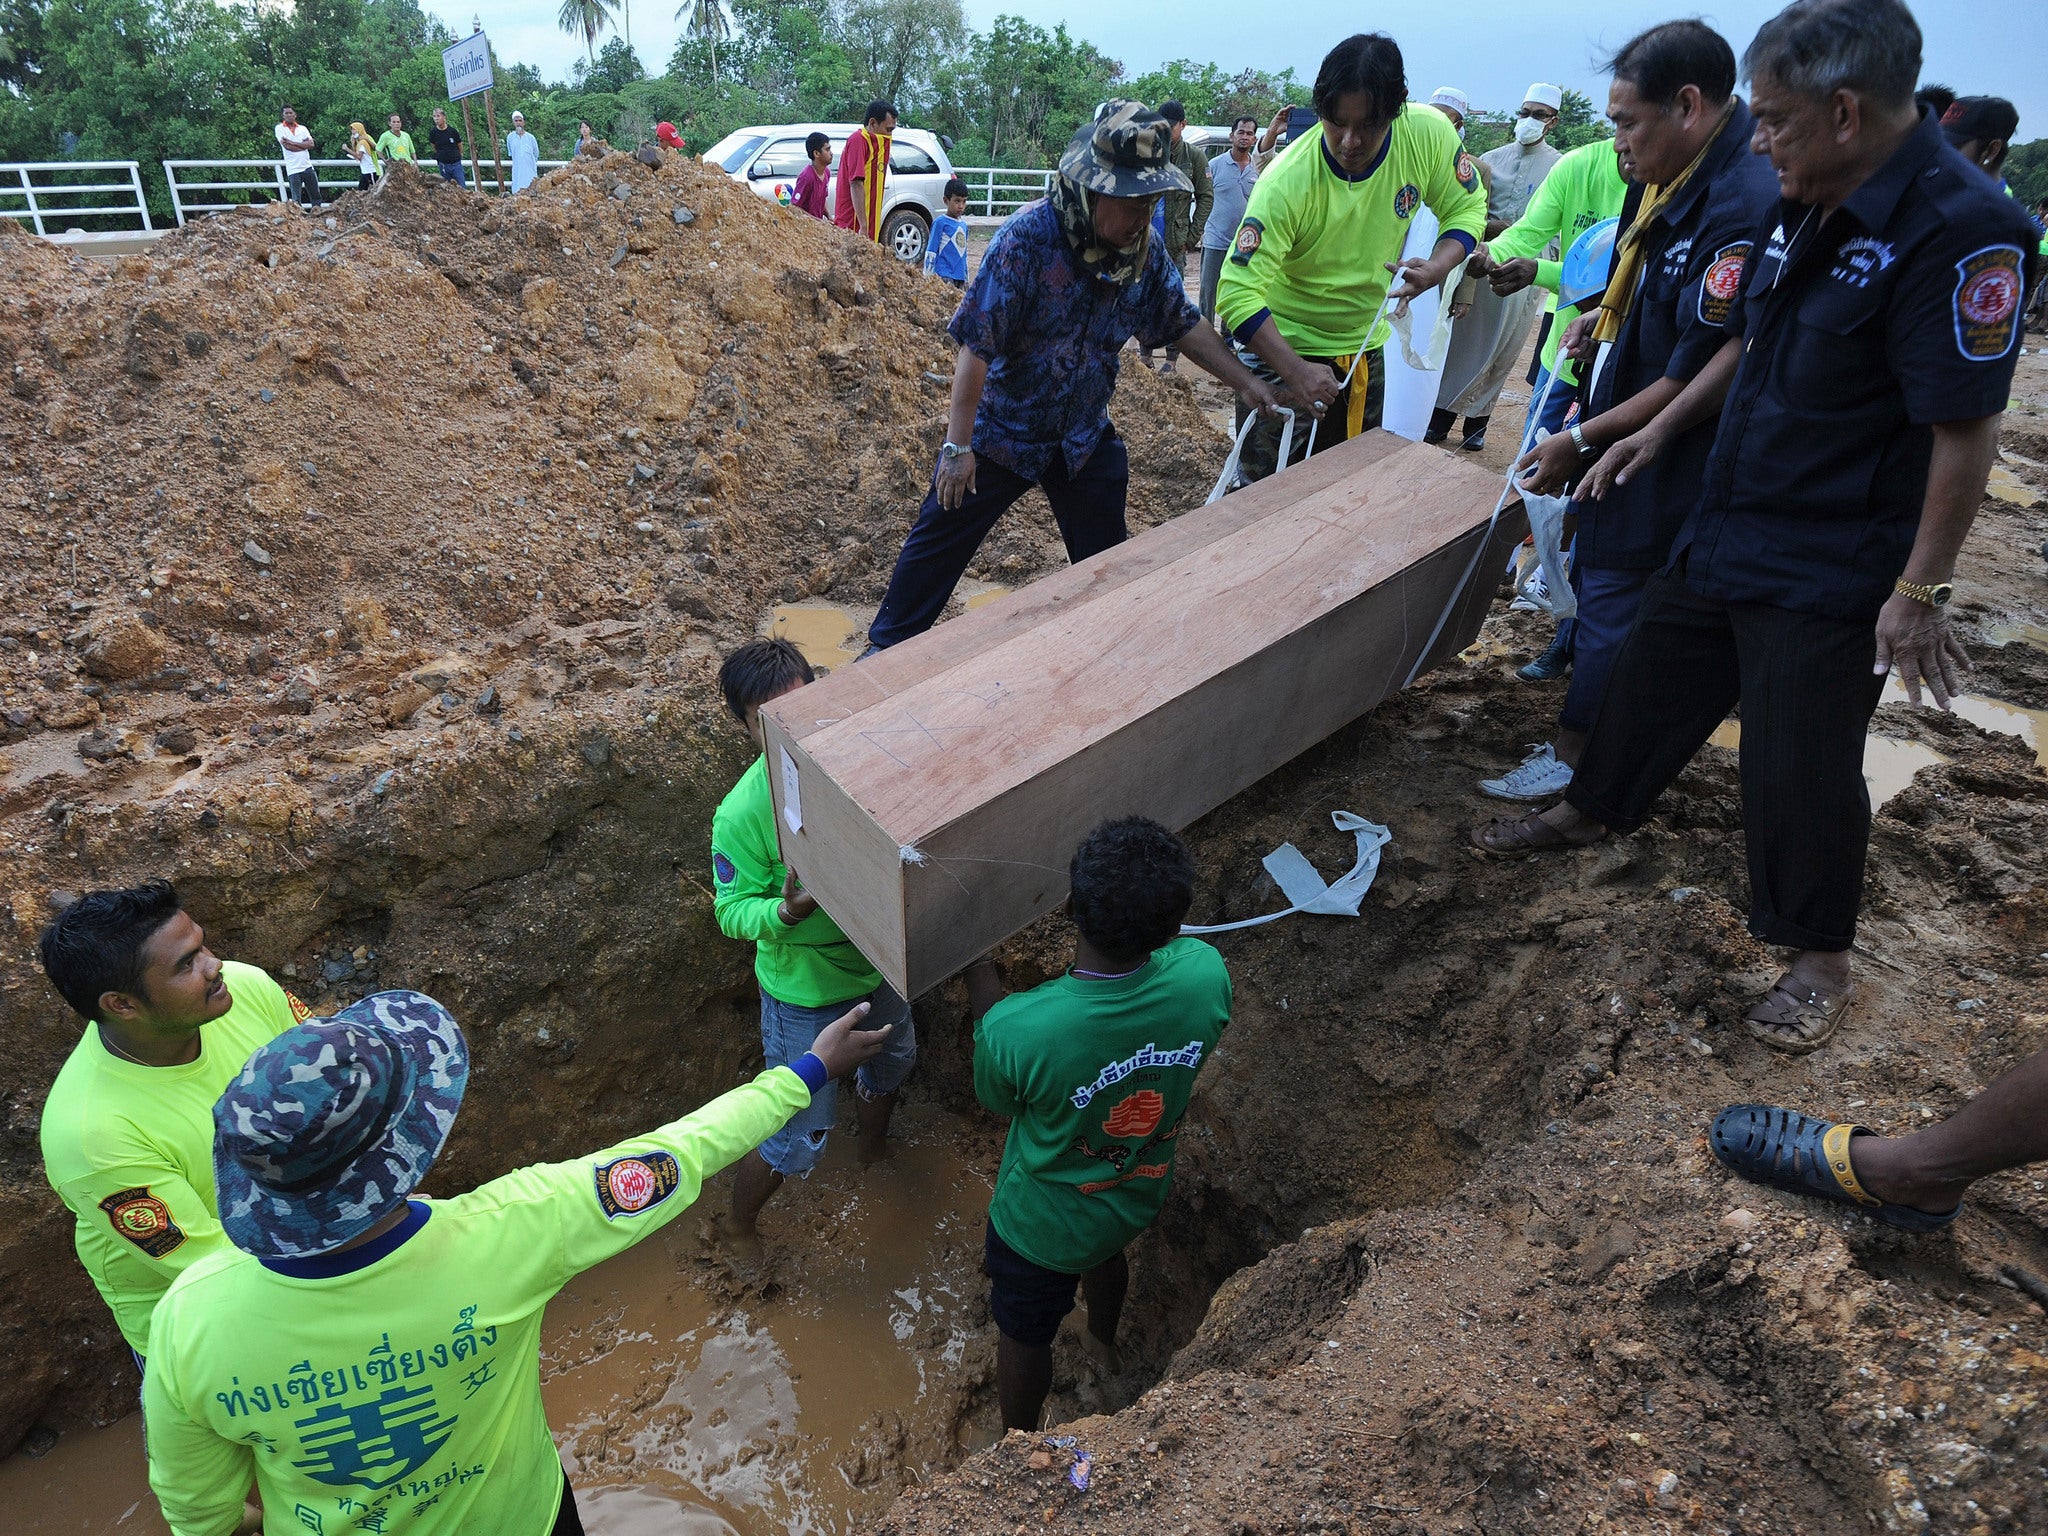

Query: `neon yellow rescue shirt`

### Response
(1485, 139, 1628, 385)
(1217, 102, 1488, 357)
(143, 1065, 813, 1536)
(38, 960, 307, 1356)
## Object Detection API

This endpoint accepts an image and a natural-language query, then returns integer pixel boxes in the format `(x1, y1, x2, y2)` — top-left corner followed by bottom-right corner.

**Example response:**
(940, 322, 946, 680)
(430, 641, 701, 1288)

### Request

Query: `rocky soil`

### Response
(3, 153, 2046, 1536)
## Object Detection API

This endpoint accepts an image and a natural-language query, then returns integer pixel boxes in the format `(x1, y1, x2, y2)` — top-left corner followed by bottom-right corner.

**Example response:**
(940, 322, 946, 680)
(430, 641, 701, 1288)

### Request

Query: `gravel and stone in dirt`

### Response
(3, 160, 2046, 1536)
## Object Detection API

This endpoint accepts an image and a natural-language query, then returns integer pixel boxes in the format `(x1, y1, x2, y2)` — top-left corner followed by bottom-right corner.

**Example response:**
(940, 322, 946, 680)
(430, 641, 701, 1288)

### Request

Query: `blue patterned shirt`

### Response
(950, 199, 1200, 478)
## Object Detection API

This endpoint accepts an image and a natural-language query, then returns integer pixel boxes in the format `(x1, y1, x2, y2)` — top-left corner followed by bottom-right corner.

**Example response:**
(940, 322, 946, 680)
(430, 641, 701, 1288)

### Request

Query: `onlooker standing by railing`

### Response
(346, 122, 379, 190)
(374, 112, 415, 169)
(507, 111, 540, 192)
(429, 107, 466, 186)
(1201, 116, 1260, 331)
(1140, 100, 1214, 372)
(792, 132, 832, 218)
(274, 106, 320, 208)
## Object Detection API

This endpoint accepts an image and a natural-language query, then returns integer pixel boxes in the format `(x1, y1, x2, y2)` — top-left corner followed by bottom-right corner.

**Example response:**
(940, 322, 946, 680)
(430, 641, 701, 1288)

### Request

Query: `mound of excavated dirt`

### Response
(0, 156, 1225, 1450)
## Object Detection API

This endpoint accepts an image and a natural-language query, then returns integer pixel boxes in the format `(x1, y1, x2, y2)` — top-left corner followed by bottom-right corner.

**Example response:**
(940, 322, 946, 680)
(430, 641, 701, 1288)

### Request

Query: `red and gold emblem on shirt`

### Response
(592, 1151, 681, 1219)
(1101, 1089, 1166, 1140)
(1455, 152, 1478, 192)
(1952, 244, 2023, 360)
(285, 989, 313, 1023)
(1698, 242, 1750, 327)
(98, 1185, 186, 1258)
(1393, 183, 1420, 220)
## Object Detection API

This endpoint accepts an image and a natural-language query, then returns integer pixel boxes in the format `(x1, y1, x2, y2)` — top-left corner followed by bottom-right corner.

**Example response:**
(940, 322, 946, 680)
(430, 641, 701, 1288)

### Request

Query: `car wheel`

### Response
(884, 207, 930, 264)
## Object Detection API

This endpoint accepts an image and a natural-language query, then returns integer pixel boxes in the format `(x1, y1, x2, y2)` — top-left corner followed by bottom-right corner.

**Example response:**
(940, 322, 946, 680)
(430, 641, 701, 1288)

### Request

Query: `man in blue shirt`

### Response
(1484, 0, 2038, 1057)
(1201, 116, 1261, 331)
(866, 102, 1282, 650)
(1474, 21, 1778, 806)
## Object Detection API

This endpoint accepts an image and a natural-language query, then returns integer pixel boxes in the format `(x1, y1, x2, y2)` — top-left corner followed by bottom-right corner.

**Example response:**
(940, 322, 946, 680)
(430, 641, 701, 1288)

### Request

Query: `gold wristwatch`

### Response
(1893, 579, 1954, 608)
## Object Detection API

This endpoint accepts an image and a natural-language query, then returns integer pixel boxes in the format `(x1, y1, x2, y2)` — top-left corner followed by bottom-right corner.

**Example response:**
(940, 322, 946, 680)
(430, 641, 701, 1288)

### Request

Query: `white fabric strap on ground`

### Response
(1181, 811, 1392, 934)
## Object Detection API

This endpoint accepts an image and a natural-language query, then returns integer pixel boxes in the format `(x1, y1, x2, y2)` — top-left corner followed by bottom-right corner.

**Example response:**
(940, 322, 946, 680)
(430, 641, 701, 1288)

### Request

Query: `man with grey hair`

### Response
(1482, 0, 2037, 1058)
(506, 110, 539, 193)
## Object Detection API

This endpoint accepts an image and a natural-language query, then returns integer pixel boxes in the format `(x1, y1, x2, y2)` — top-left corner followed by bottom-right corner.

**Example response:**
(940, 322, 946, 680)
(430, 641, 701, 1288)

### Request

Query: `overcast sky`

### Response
(476, 1, 2047, 138)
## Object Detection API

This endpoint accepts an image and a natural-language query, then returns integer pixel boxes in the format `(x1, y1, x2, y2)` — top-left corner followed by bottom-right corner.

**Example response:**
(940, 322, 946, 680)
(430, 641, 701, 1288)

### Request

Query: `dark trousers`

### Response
(286, 168, 322, 207)
(551, 1470, 585, 1535)
(868, 432, 1129, 649)
(1557, 566, 1652, 733)
(439, 160, 468, 186)
(1565, 570, 1889, 952)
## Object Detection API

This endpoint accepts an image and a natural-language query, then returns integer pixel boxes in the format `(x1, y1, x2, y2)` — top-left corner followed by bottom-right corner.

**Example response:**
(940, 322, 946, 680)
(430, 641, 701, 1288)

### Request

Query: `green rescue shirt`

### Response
(712, 754, 881, 1008)
(1486, 139, 1628, 386)
(975, 937, 1231, 1273)
(1217, 103, 1488, 357)
(375, 130, 416, 164)
(38, 960, 306, 1356)
(143, 1065, 812, 1536)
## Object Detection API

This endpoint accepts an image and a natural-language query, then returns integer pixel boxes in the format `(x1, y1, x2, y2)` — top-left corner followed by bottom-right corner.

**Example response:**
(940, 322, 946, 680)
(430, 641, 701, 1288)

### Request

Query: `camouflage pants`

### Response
(1231, 346, 1384, 486)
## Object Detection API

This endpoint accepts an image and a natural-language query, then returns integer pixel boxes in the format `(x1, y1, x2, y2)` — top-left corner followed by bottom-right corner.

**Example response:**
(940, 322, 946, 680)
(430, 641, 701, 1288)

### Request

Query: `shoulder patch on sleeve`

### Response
(284, 989, 312, 1023)
(1698, 241, 1751, 327)
(712, 849, 738, 886)
(1952, 244, 2024, 361)
(99, 1185, 186, 1258)
(593, 1151, 681, 1219)
(1229, 216, 1264, 266)
(1455, 151, 1479, 193)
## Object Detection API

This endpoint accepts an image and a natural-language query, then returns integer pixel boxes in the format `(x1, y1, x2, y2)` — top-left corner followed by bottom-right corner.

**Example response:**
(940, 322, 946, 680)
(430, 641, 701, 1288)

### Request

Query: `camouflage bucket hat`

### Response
(213, 991, 469, 1260)
(1058, 100, 1193, 198)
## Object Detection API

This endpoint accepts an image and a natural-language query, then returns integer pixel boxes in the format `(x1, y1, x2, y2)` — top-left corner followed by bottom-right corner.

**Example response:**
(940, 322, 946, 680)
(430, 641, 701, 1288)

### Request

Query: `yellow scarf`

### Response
(1591, 103, 1734, 344)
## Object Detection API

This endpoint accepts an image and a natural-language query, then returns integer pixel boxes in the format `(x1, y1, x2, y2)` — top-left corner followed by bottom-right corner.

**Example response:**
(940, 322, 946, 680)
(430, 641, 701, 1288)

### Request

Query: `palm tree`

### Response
(678, 0, 731, 85)
(556, 0, 617, 66)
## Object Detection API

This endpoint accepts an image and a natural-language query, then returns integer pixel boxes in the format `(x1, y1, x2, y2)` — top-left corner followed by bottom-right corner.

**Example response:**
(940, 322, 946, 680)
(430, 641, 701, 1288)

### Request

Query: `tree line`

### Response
(6, 0, 2035, 227)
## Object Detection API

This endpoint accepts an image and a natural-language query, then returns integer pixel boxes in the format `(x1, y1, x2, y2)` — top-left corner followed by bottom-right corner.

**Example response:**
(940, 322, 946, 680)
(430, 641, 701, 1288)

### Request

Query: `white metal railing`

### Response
(0, 162, 154, 235)
(950, 165, 1053, 219)
(164, 158, 574, 224)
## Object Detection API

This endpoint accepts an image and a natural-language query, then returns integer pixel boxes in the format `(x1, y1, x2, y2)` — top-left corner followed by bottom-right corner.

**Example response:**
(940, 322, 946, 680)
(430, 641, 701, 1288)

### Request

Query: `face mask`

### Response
(1514, 116, 1547, 146)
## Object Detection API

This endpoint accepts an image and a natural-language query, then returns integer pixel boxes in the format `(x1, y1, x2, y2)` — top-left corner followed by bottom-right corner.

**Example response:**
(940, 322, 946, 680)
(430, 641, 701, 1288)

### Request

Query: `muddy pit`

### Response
(2, 156, 2047, 1536)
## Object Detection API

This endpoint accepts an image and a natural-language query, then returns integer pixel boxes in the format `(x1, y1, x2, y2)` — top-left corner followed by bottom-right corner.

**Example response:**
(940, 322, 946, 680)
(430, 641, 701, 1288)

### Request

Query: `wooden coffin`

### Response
(761, 430, 1525, 997)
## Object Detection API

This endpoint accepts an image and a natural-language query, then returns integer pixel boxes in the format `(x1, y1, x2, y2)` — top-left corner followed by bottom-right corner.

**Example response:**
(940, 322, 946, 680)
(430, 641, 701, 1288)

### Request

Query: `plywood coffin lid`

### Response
(795, 436, 1504, 845)
(771, 429, 1416, 747)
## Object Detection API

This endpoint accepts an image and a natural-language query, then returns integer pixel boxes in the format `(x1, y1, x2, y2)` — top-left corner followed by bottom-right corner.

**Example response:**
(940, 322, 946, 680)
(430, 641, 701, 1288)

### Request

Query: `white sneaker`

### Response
(1480, 743, 1574, 800)
(1508, 571, 1550, 613)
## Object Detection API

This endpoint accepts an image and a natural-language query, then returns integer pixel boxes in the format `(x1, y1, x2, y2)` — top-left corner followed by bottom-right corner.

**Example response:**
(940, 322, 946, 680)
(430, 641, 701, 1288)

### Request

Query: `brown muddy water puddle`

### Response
(764, 588, 1010, 674)
(1707, 678, 2047, 802)
(0, 1111, 998, 1535)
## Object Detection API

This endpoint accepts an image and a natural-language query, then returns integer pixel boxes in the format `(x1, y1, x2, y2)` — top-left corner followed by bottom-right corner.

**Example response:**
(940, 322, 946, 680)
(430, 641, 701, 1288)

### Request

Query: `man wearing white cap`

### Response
(1429, 83, 1565, 451)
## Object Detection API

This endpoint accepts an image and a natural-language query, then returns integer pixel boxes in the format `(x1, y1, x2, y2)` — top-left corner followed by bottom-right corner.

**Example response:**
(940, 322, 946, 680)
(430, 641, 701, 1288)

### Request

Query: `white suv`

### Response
(703, 123, 956, 265)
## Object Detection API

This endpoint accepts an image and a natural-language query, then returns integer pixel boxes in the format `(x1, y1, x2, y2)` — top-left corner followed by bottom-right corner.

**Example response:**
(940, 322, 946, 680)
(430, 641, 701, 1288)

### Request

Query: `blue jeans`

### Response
(757, 983, 916, 1175)
(1520, 365, 1580, 455)
(1558, 566, 1653, 733)
(439, 161, 467, 186)
(869, 432, 1129, 649)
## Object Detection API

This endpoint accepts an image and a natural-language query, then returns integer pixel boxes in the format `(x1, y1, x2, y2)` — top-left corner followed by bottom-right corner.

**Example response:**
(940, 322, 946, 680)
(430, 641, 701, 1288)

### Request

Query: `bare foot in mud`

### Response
(711, 1212, 766, 1266)
(1078, 1327, 1124, 1378)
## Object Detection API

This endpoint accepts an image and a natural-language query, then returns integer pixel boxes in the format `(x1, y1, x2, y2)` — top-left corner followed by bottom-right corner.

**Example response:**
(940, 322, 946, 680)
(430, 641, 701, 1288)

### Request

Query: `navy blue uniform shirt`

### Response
(1676, 108, 2037, 621)
(1579, 101, 1778, 572)
(950, 200, 1200, 479)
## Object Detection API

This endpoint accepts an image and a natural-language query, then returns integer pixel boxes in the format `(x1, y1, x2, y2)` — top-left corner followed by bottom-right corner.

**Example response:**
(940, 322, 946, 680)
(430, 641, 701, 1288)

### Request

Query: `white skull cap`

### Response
(1525, 83, 1564, 111)
(1428, 87, 1470, 115)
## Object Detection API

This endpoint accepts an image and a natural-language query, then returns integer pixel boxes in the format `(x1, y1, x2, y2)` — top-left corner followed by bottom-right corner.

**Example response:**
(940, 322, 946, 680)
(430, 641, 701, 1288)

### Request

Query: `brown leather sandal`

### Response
(1470, 812, 1606, 856)
(1744, 979, 1855, 1055)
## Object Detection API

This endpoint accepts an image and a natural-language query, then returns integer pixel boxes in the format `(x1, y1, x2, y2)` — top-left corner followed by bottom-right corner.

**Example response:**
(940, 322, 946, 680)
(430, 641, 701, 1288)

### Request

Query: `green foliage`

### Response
(2006, 138, 2048, 206)
(1121, 61, 1301, 127)
(931, 15, 1122, 167)
(573, 35, 645, 93)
